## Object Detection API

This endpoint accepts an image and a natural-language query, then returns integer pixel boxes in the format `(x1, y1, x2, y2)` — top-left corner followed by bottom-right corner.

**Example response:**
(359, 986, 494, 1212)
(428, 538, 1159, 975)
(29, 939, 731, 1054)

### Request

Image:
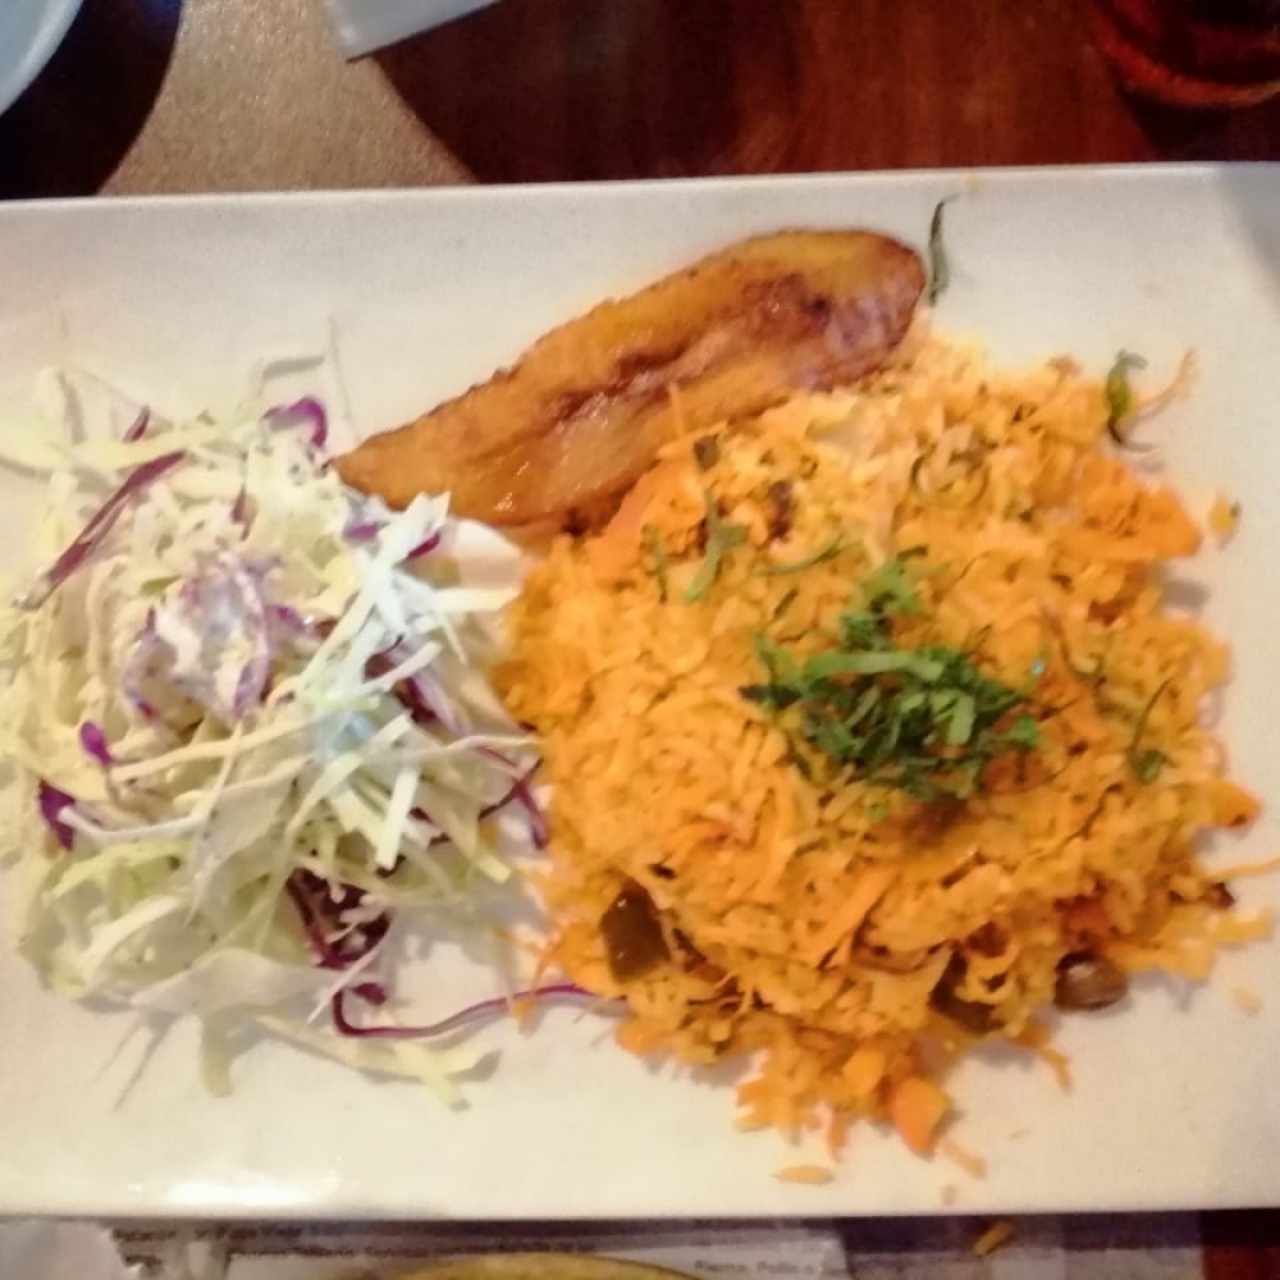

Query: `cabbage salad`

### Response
(0, 367, 567, 1101)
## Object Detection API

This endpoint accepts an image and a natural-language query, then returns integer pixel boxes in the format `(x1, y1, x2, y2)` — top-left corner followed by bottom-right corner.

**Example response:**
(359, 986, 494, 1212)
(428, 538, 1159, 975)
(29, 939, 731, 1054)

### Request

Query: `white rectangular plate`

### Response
(0, 166, 1278, 1219)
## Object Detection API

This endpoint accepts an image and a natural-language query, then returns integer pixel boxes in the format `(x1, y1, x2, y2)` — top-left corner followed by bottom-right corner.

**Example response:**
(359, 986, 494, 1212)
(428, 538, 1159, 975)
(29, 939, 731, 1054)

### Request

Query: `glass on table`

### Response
(1089, 0, 1280, 107)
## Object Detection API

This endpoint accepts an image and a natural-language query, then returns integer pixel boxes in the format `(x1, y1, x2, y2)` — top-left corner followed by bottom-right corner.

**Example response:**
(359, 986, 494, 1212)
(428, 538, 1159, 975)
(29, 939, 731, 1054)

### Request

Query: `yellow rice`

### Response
(495, 329, 1266, 1158)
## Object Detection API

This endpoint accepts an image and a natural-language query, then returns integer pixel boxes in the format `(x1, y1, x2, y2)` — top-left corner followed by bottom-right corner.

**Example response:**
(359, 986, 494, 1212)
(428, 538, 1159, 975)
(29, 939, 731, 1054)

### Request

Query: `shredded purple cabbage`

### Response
(78, 721, 114, 767)
(362, 643, 401, 683)
(265, 397, 327, 450)
(364, 643, 447, 730)
(480, 759, 548, 848)
(268, 604, 303, 628)
(478, 746, 518, 771)
(123, 407, 150, 443)
(343, 522, 437, 559)
(331, 982, 597, 1040)
(231, 488, 251, 534)
(285, 869, 596, 1041)
(343, 519, 382, 543)
(407, 668, 463, 734)
(37, 781, 76, 851)
(286, 869, 390, 972)
(399, 678, 439, 728)
(512, 776, 549, 849)
(15, 450, 186, 611)
(267, 603, 308, 634)
(404, 531, 441, 561)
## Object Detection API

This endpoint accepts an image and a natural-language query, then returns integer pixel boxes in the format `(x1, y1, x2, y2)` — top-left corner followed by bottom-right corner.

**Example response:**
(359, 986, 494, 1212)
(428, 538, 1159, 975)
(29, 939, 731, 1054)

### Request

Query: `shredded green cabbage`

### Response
(0, 365, 538, 1099)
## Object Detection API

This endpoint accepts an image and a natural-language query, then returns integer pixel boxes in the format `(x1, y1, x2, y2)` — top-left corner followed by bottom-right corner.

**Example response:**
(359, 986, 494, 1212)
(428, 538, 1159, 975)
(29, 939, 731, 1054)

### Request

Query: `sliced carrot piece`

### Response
(1211, 780, 1260, 829)
(774, 1164, 834, 1185)
(890, 1076, 950, 1155)
(842, 1046, 887, 1100)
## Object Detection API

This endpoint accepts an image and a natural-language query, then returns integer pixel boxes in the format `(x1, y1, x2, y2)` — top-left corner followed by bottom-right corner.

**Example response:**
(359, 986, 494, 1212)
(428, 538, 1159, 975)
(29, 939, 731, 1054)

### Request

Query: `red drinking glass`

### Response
(1089, 0, 1280, 106)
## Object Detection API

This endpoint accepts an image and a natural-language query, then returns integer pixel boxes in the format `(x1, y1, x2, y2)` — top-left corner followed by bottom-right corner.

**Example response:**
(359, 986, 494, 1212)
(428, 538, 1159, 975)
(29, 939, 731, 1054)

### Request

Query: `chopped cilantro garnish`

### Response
(754, 633, 802, 685)
(741, 683, 802, 711)
(840, 609, 890, 651)
(1105, 350, 1152, 451)
(927, 195, 960, 306)
(1127, 679, 1169, 784)
(684, 493, 747, 603)
(946, 691, 976, 746)
(1131, 748, 1166, 784)
(739, 555, 1039, 801)
(760, 533, 845, 576)
(803, 649, 946, 682)
(861, 556, 923, 615)
(643, 525, 670, 602)
(1001, 713, 1041, 752)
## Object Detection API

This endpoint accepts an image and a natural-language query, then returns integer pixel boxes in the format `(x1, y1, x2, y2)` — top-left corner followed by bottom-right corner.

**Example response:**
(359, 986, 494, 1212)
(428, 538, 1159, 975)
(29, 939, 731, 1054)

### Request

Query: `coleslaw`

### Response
(0, 365, 558, 1101)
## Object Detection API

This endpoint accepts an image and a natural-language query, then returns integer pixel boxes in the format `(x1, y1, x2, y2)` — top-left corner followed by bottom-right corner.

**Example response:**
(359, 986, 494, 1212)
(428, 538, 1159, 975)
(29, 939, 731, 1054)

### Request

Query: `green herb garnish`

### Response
(1105, 350, 1152, 451)
(927, 195, 960, 306)
(643, 525, 670, 602)
(760, 533, 845, 576)
(1127, 679, 1169, 784)
(755, 633, 803, 685)
(802, 649, 946, 682)
(1002, 713, 1041, 752)
(684, 494, 747, 603)
(741, 682, 802, 711)
(740, 556, 1039, 801)
(1131, 749, 1165, 784)
(860, 549, 926, 615)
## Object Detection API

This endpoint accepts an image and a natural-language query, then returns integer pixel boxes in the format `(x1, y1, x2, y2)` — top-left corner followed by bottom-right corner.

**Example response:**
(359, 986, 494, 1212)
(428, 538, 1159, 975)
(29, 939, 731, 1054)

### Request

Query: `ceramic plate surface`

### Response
(0, 0, 82, 117)
(0, 166, 1278, 1217)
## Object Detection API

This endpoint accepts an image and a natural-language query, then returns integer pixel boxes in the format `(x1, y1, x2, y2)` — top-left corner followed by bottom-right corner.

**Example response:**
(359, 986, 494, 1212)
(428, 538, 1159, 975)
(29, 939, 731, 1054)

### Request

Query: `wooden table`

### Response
(2, 0, 1279, 1271)
(0, 0, 1276, 196)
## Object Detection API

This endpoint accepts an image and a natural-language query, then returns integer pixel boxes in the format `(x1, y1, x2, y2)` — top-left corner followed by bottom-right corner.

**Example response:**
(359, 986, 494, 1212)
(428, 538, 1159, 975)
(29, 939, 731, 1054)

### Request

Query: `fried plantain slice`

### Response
(337, 230, 925, 526)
